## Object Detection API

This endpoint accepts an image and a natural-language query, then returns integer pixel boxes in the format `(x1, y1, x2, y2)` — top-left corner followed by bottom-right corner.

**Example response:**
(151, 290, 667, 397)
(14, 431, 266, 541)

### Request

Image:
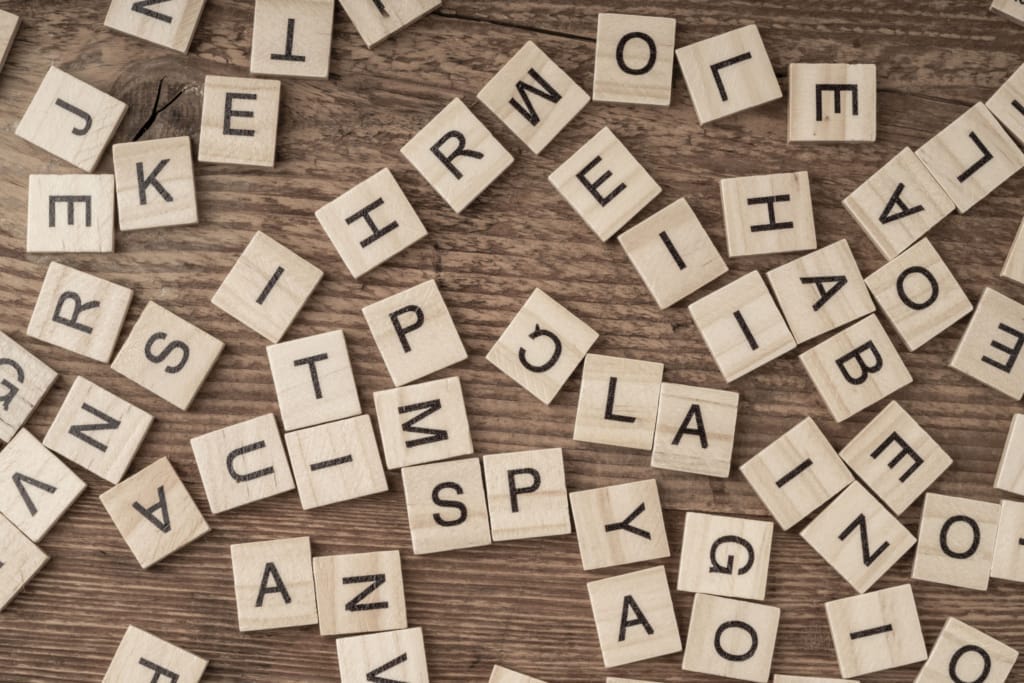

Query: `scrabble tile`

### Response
(373, 377, 473, 469)
(313, 549, 406, 636)
(592, 14, 676, 106)
(992, 0, 1024, 27)
(839, 401, 951, 515)
(191, 414, 295, 514)
(0, 430, 85, 542)
(788, 64, 876, 142)
(651, 383, 739, 478)
(316, 169, 427, 279)
(15, 66, 128, 172)
(486, 288, 598, 404)
(0, 9, 19, 72)
(950, 288, 1024, 399)
(337, 0, 440, 47)
(0, 331, 58, 443)
(618, 197, 729, 309)
(401, 98, 513, 213)
(865, 238, 972, 351)
(284, 415, 388, 510)
(607, 679, 662, 683)
(104, 0, 207, 52)
(0, 513, 48, 612)
(570, 479, 670, 571)
(916, 102, 1024, 213)
(103, 626, 208, 683)
(43, 376, 153, 485)
(989, 62, 1024, 146)
(1002, 218, 1024, 285)
(677, 512, 773, 601)
(996, 414, 1024, 495)
(720, 171, 816, 257)
(198, 76, 281, 167)
(773, 677, 853, 683)
(99, 457, 210, 569)
(251, 0, 334, 79)
(912, 492, 1000, 591)
(682, 593, 780, 682)
(26, 174, 116, 253)
(826, 584, 927, 679)
(27, 261, 133, 363)
(212, 231, 323, 343)
(676, 24, 782, 125)
(741, 417, 853, 531)
(766, 240, 874, 344)
(916, 618, 1018, 683)
(548, 127, 661, 241)
(268, 330, 360, 432)
(336, 628, 430, 683)
(800, 315, 912, 422)
(112, 301, 224, 410)
(991, 499, 1024, 582)
(573, 353, 663, 450)
(482, 448, 571, 542)
(490, 667, 546, 683)
(362, 280, 467, 386)
(587, 566, 681, 668)
(689, 272, 797, 383)
(112, 136, 198, 231)
(230, 536, 318, 631)
(402, 457, 490, 554)
(478, 40, 590, 154)
(800, 482, 916, 593)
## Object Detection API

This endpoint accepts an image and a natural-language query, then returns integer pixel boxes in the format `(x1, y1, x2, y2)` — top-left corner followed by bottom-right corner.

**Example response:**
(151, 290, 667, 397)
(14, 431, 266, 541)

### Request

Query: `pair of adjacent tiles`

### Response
(102, 625, 208, 683)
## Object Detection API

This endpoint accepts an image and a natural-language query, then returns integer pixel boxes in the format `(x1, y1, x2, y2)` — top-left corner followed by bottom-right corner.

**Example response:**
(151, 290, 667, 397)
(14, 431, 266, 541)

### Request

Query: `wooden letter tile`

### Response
(490, 666, 547, 683)
(677, 512, 773, 601)
(103, 626, 207, 683)
(570, 479, 670, 570)
(911, 492, 1000, 591)
(0, 331, 58, 443)
(991, 499, 1024, 582)
(1002, 217, 1024, 285)
(26, 174, 115, 253)
(482, 448, 571, 542)
(268, 329, 360, 432)
(230, 535, 318, 631)
(198, 76, 281, 167)
(607, 678, 662, 683)
(788, 64, 876, 142)
(825, 584, 926, 679)
(373, 377, 473, 469)
(337, 0, 440, 47)
(573, 353, 663, 450)
(592, 14, 676, 106)
(996, 414, 1024, 495)
(988, 62, 1024, 144)
(402, 457, 491, 554)
(0, 429, 85, 542)
(0, 513, 48, 612)
(721, 171, 816, 257)
(104, 0, 207, 52)
(950, 288, 1024, 399)
(916, 618, 1018, 683)
(682, 593, 780, 682)
(651, 383, 739, 478)
(313, 549, 406, 636)
(112, 136, 198, 231)
(251, 0, 334, 79)
(773, 677, 853, 683)
(993, 0, 1024, 24)
(336, 627, 430, 683)
(0, 9, 19, 72)
(587, 566, 681, 668)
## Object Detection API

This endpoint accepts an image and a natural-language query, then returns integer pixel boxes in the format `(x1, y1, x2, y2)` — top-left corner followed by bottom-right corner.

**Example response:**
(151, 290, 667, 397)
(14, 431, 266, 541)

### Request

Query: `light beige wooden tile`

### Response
(682, 593, 780, 682)
(373, 376, 473, 469)
(482, 448, 571, 542)
(43, 376, 153, 485)
(251, 0, 333, 79)
(987, 62, 1024, 145)
(26, 174, 115, 253)
(587, 565, 681, 668)
(801, 482, 916, 593)
(592, 14, 676, 106)
(0, 512, 48, 612)
(1002, 218, 1024, 285)
(212, 231, 323, 343)
(316, 168, 427, 279)
(788, 64, 876, 142)
(231, 535, 317, 631)
(720, 171, 816, 257)
(618, 197, 728, 309)
(15, 66, 128, 172)
(402, 457, 490, 555)
(111, 301, 224, 410)
(992, 0, 1024, 26)
(362, 279, 467, 386)
(548, 126, 661, 241)
(313, 549, 406, 636)
(490, 665, 547, 683)
(268, 330, 360, 432)
(478, 40, 589, 154)
(573, 353, 663, 450)
(992, 499, 1024, 582)
(99, 456, 210, 569)
(337, 0, 440, 47)
(198, 75, 281, 167)
(996, 414, 1024, 495)
(839, 401, 951, 515)
(911, 492, 1000, 591)
(0, 430, 85, 542)
(336, 627, 430, 683)
(915, 618, 1018, 683)
(284, 415, 388, 510)
(677, 512, 773, 601)
(112, 136, 198, 231)
(651, 383, 739, 478)
(607, 678, 662, 683)
(950, 288, 1024, 399)
(689, 271, 797, 383)
(104, 0, 207, 52)
(191, 413, 295, 514)
(0, 9, 19, 72)
(773, 677, 855, 683)
(103, 625, 208, 683)
(826, 584, 926, 679)
(0, 331, 58, 443)
(27, 261, 133, 363)
(570, 479, 669, 571)
(401, 98, 513, 213)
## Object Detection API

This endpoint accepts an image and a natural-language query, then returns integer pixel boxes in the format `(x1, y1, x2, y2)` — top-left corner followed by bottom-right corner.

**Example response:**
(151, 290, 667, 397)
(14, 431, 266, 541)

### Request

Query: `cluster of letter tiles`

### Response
(9, 0, 1024, 681)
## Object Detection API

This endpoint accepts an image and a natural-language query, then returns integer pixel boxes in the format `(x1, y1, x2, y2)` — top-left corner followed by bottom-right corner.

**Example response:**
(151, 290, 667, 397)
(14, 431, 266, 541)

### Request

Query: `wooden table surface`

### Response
(2, 1, 1024, 681)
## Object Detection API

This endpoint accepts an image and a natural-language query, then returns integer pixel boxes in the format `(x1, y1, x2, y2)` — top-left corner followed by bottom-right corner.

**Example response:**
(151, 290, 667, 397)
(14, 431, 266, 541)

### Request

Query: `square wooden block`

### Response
(198, 75, 281, 167)
(191, 413, 295, 514)
(0, 513, 48, 612)
(231, 535, 318, 631)
(996, 414, 1024, 496)
(988, 62, 1024, 144)
(373, 376, 473, 469)
(336, 627, 430, 683)
(103, 626, 208, 683)
(43, 376, 153, 485)
(992, 0, 1024, 25)
(478, 40, 590, 154)
(0, 429, 85, 542)
(26, 174, 115, 253)
(773, 677, 851, 683)
(606, 679, 661, 683)
(104, 0, 207, 52)
(651, 383, 739, 478)
(27, 261, 133, 363)
(251, 0, 333, 79)
(917, 618, 1018, 683)
(676, 24, 781, 125)
(490, 666, 547, 683)
(112, 136, 198, 231)
(1002, 218, 1024, 285)
(482, 448, 571, 542)
(99, 456, 210, 569)
(403, 457, 491, 555)
(788, 64, 876, 142)
(825, 584, 926, 679)
(992, 499, 1024, 582)
(337, 0, 439, 47)
(592, 13, 676, 106)
(587, 566, 681, 668)
(313, 549, 406, 636)
(618, 197, 729, 309)
(0, 331, 58, 443)
(721, 171, 816, 257)
(573, 353, 663, 450)
(486, 288, 598, 404)
(677, 512, 773, 601)
(912, 492, 999, 591)
(316, 168, 427, 279)
(682, 593, 780, 682)
(0, 10, 19, 72)
(401, 98, 513, 213)
(689, 271, 797, 383)
(548, 126, 661, 241)
(268, 329, 360, 432)
(950, 288, 1024, 399)
(570, 479, 670, 571)
(16, 66, 128, 172)
(112, 301, 224, 410)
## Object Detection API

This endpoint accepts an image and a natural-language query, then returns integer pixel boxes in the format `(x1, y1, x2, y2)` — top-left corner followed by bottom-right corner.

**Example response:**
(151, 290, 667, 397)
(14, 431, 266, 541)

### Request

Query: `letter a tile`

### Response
(231, 535, 318, 631)
(587, 566, 681, 667)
